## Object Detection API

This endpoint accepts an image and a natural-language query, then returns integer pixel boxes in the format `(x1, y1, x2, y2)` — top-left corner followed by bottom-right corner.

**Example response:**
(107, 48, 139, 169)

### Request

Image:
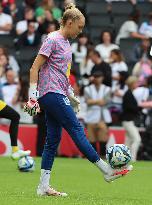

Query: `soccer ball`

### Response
(18, 156, 35, 172)
(106, 144, 131, 169)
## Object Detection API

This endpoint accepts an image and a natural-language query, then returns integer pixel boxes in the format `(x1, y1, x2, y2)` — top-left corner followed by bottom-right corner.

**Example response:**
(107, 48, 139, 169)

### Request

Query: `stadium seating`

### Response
(88, 14, 111, 27)
(86, 1, 108, 15)
(136, 2, 152, 16)
(120, 38, 141, 70)
(0, 35, 15, 48)
(111, 2, 133, 15)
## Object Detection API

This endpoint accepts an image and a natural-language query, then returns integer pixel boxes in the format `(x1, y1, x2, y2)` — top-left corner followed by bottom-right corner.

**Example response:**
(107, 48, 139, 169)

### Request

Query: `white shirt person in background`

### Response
(95, 30, 119, 63)
(0, 2, 12, 35)
(139, 12, 152, 38)
(110, 49, 128, 88)
(116, 9, 147, 45)
(84, 71, 112, 157)
(71, 33, 89, 64)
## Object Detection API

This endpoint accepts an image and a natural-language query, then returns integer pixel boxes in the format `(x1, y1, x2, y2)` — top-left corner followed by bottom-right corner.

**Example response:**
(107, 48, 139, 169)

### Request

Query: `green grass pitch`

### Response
(0, 157, 152, 205)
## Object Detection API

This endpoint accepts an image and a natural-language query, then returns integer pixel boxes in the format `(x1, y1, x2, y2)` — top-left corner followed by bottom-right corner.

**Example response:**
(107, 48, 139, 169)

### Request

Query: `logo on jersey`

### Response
(63, 97, 70, 105)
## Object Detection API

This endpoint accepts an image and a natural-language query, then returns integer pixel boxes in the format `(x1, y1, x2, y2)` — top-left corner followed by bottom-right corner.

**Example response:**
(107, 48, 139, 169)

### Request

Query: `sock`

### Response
(40, 169, 51, 187)
(91, 142, 97, 151)
(12, 146, 19, 153)
(94, 158, 109, 174)
(100, 142, 107, 157)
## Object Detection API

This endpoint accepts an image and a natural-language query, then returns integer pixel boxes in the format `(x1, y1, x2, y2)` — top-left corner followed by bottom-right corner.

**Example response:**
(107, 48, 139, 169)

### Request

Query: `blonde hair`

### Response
(61, 3, 84, 26)
(126, 76, 138, 88)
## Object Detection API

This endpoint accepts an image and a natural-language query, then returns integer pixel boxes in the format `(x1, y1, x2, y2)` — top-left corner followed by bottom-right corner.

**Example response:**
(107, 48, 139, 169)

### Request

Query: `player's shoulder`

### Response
(47, 31, 62, 41)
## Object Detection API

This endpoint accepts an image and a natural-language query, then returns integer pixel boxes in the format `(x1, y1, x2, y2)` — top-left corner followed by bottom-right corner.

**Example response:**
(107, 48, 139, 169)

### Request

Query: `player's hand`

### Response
(24, 83, 40, 116)
(68, 86, 80, 114)
(24, 98, 40, 116)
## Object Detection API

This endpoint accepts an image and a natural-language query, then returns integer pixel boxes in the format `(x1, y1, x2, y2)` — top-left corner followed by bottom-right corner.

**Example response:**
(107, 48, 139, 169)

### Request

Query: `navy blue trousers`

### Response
(38, 92, 100, 170)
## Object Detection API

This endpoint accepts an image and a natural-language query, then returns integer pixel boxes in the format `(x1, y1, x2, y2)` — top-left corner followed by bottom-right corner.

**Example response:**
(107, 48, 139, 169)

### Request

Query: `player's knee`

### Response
(13, 112, 20, 122)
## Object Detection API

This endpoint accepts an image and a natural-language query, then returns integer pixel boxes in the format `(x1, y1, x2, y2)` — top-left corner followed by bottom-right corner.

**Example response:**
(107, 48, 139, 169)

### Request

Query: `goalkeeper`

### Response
(24, 3, 133, 197)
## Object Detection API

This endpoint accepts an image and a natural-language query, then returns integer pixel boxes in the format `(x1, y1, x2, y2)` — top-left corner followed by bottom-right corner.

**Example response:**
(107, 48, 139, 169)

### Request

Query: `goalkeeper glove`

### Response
(68, 86, 80, 114)
(24, 83, 40, 116)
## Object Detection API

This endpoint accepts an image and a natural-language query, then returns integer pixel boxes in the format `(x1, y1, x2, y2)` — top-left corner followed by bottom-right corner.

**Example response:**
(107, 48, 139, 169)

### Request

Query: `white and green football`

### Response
(106, 144, 131, 169)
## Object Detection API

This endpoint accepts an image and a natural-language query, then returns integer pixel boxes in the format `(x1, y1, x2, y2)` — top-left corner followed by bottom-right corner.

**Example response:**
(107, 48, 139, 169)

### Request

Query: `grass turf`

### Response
(0, 157, 152, 205)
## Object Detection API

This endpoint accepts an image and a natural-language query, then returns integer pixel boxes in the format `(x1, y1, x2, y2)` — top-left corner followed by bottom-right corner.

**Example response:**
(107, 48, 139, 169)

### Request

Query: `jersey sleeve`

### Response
(38, 37, 55, 58)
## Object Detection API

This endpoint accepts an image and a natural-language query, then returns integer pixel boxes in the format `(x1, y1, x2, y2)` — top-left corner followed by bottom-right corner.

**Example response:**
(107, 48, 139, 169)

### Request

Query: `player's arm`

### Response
(86, 98, 101, 106)
(30, 54, 48, 84)
(24, 54, 48, 116)
(130, 32, 148, 40)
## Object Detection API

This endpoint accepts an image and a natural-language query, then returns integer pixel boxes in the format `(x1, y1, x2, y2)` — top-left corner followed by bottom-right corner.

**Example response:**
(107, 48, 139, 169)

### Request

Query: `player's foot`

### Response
(104, 164, 133, 182)
(37, 185, 68, 197)
(11, 150, 31, 160)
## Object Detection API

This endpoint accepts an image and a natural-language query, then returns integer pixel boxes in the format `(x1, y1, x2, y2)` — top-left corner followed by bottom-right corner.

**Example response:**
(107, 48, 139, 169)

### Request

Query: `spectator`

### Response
(139, 12, 152, 38)
(110, 49, 128, 87)
(2, 69, 19, 110)
(95, 31, 119, 63)
(89, 50, 112, 87)
(116, 9, 147, 45)
(0, 46, 20, 73)
(133, 76, 151, 126)
(1, 0, 18, 21)
(79, 47, 94, 86)
(133, 77, 151, 105)
(41, 21, 58, 42)
(36, 0, 62, 21)
(17, 20, 41, 48)
(37, 9, 59, 35)
(24, 0, 37, 9)
(1, 0, 14, 15)
(71, 33, 89, 79)
(71, 33, 89, 73)
(139, 76, 152, 109)
(9, 2, 18, 22)
(16, 7, 36, 35)
(132, 56, 152, 86)
(15, 0, 37, 21)
(132, 38, 151, 64)
(84, 71, 112, 157)
(0, 2, 13, 34)
(110, 71, 129, 114)
(122, 76, 141, 162)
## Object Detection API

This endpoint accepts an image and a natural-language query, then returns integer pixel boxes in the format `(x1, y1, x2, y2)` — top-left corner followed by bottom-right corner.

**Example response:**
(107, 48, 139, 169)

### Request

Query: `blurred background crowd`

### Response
(0, 0, 152, 159)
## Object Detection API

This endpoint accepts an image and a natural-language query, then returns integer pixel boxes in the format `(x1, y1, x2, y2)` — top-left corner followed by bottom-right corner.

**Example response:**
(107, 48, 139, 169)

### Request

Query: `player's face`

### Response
(69, 17, 85, 39)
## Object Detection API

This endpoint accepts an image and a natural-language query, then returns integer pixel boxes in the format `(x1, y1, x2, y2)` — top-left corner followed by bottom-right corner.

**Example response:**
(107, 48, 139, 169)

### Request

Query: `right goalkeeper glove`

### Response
(68, 86, 80, 114)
